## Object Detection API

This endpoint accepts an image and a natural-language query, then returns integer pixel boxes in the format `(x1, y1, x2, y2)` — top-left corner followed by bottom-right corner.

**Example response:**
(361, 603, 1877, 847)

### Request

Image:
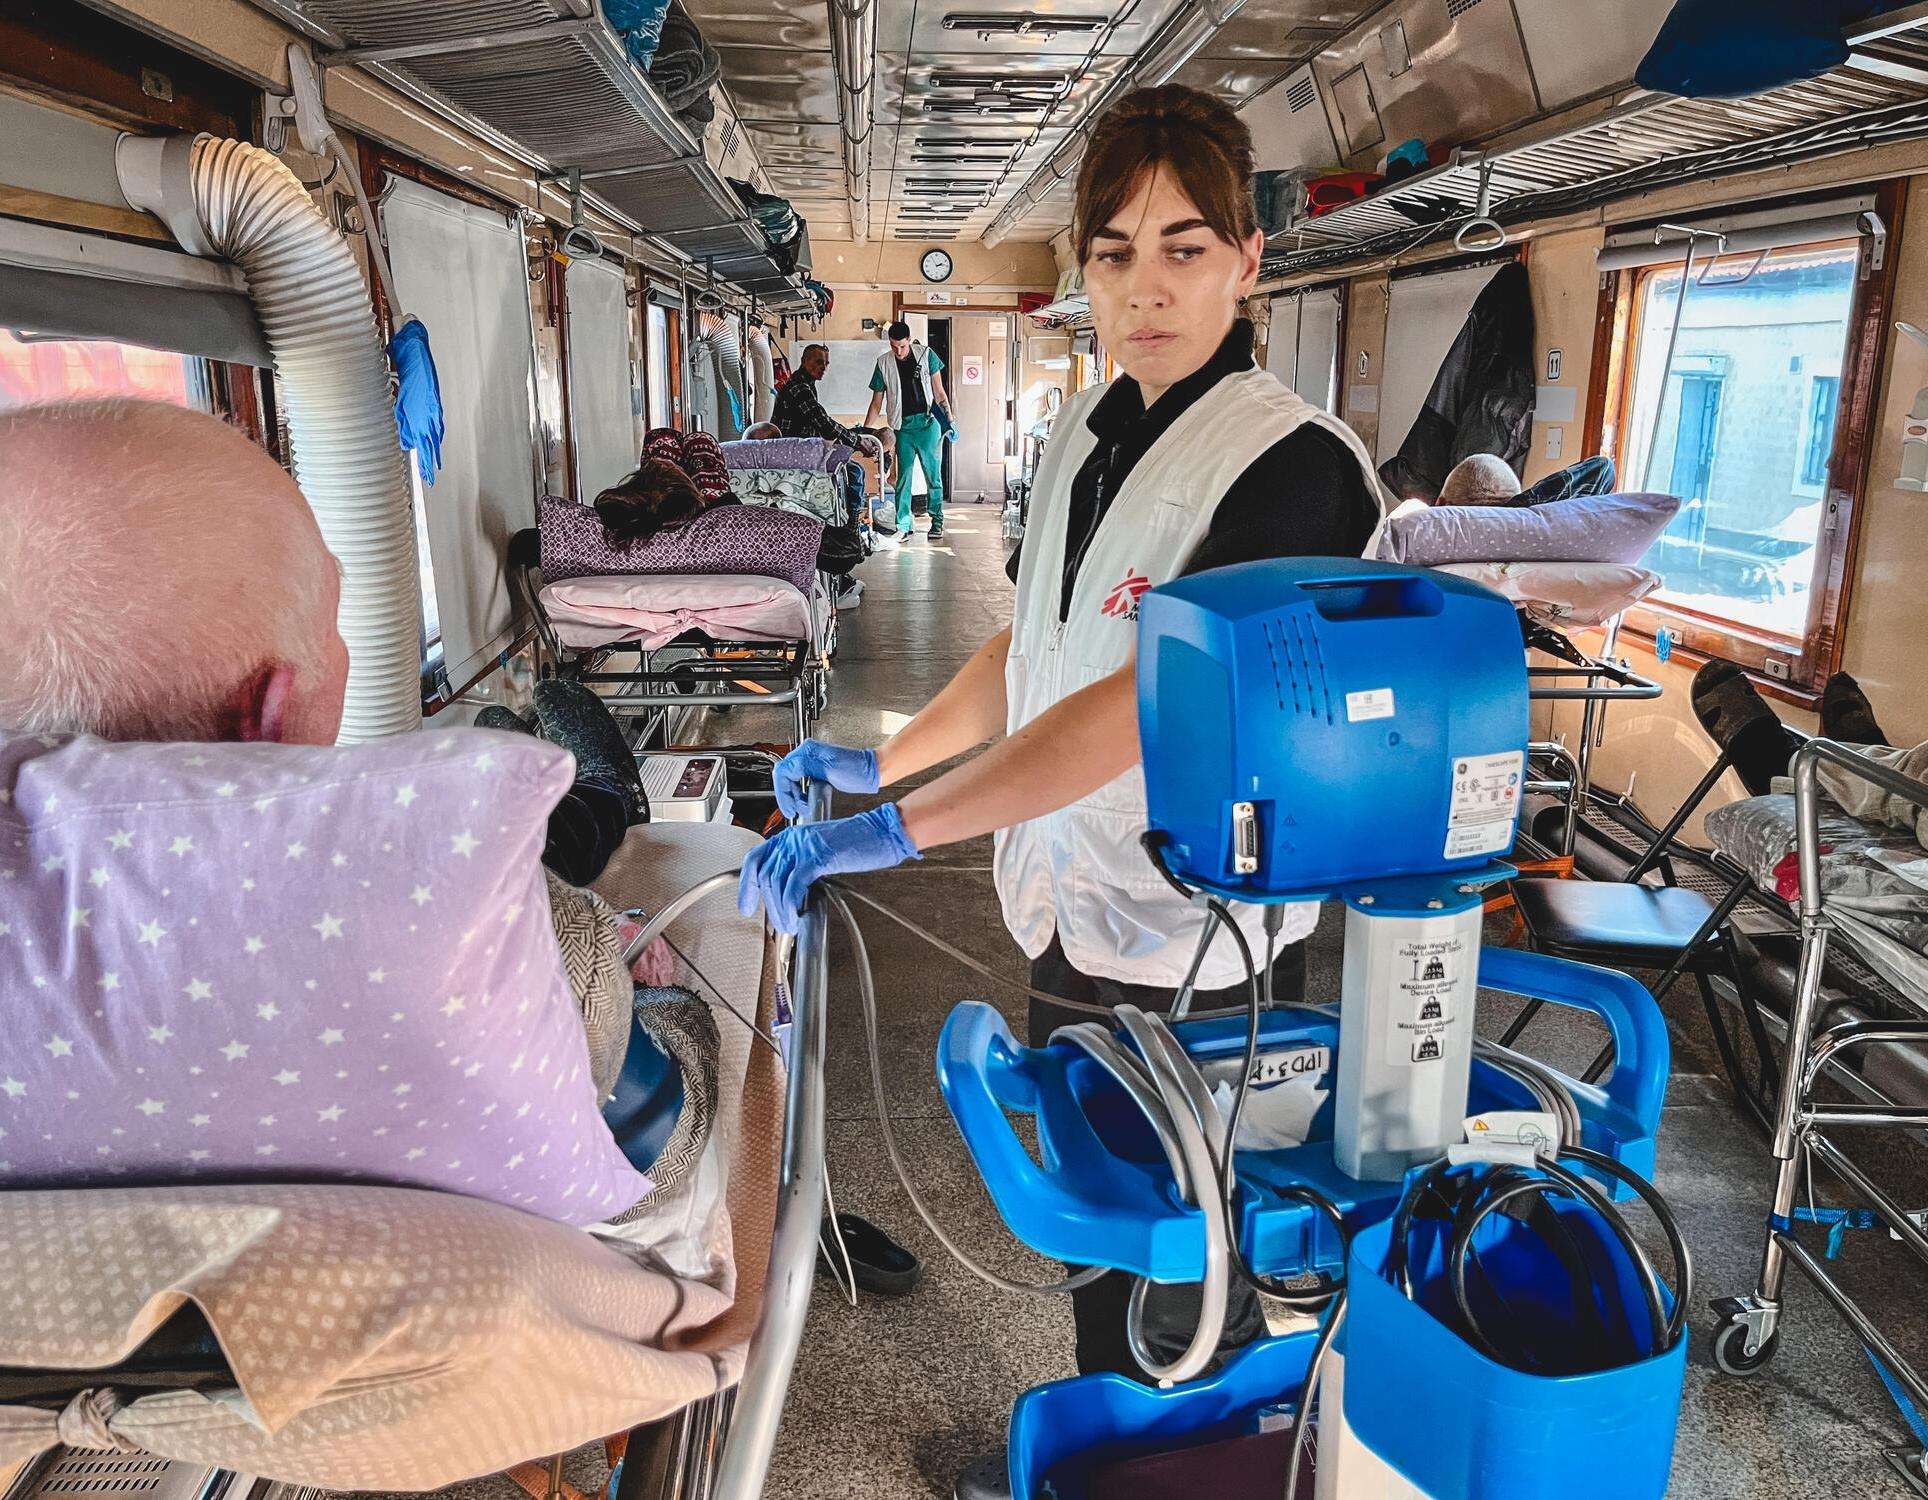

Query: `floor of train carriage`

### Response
(355, 508, 1928, 1500)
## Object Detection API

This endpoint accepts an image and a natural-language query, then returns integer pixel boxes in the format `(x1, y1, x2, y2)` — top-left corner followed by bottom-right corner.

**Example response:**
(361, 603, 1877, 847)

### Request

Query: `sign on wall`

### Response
(960, 355, 985, 386)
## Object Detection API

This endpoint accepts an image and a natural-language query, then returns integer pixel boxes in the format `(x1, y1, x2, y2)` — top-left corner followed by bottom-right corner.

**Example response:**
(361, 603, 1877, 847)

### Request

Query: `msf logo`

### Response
(1100, 571, 1152, 621)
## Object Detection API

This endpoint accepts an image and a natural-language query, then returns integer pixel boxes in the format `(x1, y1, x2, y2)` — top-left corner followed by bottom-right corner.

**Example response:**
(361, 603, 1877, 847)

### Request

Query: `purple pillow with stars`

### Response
(0, 729, 651, 1226)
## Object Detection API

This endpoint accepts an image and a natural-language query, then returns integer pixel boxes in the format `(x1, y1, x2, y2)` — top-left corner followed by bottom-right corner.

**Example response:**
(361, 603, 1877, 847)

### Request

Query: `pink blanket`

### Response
(542, 573, 815, 649)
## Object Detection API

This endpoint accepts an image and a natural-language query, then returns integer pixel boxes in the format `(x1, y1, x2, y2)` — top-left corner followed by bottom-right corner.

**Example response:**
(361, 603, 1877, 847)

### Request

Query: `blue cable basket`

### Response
(936, 948, 1667, 1283)
(1341, 1202, 1687, 1498)
(1007, 1328, 1321, 1500)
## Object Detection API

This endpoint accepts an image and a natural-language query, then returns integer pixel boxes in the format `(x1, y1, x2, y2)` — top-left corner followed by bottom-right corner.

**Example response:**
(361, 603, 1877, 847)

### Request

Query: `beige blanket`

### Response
(0, 822, 782, 1491)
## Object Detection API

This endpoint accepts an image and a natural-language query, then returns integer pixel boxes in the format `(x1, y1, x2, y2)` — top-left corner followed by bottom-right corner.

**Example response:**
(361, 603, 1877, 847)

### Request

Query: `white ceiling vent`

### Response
(1286, 75, 1318, 113)
(1446, 0, 1485, 17)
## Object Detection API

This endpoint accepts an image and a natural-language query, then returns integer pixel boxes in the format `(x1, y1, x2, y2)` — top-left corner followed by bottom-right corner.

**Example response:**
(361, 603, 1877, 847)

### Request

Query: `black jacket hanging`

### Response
(1379, 260, 1536, 502)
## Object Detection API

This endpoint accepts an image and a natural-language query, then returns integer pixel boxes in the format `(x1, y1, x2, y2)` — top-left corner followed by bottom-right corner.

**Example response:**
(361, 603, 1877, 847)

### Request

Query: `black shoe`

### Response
(816, 1211, 922, 1298)
(928, 524, 946, 542)
(533, 679, 648, 824)
(1821, 671, 1890, 747)
(953, 1451, 1010, 1500)
(1690, 660, 1795, 798)
(474, 705, 537, 736)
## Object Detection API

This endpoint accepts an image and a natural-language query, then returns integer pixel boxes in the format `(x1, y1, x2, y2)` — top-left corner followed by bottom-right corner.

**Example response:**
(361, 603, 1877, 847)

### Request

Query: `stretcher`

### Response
(510, 528, 833, 752)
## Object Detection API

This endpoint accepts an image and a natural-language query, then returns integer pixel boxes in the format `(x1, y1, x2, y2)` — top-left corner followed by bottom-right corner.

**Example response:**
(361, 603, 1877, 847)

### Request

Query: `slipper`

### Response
(1690, 660, 1775, 748)
(817, 1210, 922, 1298)
(1820, 672, 1889, 747)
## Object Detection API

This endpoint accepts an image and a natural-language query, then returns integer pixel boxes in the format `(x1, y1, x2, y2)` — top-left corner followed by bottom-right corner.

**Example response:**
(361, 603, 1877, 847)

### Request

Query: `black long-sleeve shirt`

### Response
(770, 369, 865, 448)
(1007, 320, 1381, 618)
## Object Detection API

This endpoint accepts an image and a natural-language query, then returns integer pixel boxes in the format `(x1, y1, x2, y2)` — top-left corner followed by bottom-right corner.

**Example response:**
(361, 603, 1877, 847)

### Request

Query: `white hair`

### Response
(0, 399, 337, 740)
(1438, 453, 1522, 506)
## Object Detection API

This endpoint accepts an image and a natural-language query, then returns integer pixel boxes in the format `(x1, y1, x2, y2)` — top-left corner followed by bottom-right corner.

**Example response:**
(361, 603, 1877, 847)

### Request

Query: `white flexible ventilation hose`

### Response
(115, 132, 422, 743)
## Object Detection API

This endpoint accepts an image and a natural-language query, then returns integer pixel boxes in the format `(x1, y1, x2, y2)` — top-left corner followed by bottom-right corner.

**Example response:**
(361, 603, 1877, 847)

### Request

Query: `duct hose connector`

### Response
(114, 131, 423, 743)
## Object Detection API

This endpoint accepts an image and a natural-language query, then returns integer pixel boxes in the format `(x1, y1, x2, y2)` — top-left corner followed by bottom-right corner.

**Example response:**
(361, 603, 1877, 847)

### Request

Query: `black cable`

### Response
(1383, 1147, 1692, 1377)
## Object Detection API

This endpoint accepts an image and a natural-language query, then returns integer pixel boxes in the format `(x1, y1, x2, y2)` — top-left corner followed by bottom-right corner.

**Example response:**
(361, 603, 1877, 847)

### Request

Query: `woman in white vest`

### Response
(738, 82, 1384, 1418)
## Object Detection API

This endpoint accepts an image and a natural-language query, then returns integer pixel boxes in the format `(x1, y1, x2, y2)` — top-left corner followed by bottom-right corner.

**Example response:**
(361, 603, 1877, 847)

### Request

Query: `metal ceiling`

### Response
(684, 0, 1383, 244)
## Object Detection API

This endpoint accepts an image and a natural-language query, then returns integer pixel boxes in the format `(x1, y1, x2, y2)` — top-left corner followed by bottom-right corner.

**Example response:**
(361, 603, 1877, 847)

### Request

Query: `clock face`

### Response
(921, 248, 954, 283)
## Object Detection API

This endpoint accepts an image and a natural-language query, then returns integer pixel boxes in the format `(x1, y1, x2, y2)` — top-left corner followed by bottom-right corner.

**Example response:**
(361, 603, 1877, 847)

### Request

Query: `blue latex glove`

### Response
(737, 805, 920, 935)
(773, 739, 880, 821)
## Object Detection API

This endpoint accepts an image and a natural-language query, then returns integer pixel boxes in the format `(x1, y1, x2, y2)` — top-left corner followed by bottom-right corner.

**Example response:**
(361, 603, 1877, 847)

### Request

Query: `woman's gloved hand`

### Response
(737, 805, 920, 935)
(773, 738, 880, 820)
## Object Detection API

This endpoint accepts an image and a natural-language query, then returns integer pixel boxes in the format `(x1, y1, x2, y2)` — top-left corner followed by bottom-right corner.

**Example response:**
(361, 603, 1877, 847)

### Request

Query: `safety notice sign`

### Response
(1387, 931, 1468, 1065)
(960, 355, 984, 386)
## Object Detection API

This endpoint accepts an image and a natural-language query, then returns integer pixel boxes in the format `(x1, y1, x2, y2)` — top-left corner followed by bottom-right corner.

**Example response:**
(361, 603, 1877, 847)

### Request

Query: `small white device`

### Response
(636, 753, 729, 823)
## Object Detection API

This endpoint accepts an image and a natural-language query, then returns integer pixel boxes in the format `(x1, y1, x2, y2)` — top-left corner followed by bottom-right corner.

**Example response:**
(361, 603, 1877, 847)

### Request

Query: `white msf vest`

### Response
(875, 342, 936, 430)
(994, 366, 1385, 989)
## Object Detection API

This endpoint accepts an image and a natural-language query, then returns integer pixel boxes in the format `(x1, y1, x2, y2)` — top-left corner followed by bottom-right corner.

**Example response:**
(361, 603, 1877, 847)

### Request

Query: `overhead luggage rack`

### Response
(250, 0, 813, 311)
(1265, 44, 1928, 283)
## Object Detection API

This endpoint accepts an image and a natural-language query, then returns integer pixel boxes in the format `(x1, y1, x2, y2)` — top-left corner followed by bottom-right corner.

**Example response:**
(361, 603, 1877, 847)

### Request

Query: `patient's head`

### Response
(593, 457, 705, 543)
(1438, 453, 1521, 506)
(0, 399, 348, 745)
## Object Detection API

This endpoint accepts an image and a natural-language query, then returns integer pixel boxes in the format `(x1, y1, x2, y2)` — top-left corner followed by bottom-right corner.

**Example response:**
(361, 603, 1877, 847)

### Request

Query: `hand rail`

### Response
(712, 781, 830, 1498)
(1792, 738, 1928, 919)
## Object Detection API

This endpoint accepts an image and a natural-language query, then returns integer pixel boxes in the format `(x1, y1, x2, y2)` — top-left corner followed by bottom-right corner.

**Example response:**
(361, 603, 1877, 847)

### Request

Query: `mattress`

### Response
(541, 572, 816, 650)
(1706, 794, 1928, 1005)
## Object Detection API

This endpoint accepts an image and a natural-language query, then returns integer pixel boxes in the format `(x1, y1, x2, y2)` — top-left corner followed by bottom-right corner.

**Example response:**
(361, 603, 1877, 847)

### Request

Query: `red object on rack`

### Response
(1304, 171, 1383, 216)
(1019, 292, 1051, 315)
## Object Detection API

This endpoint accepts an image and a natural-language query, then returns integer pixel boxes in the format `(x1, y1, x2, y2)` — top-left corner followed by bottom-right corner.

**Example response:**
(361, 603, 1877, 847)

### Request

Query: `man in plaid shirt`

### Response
(772, 344, 895, 546)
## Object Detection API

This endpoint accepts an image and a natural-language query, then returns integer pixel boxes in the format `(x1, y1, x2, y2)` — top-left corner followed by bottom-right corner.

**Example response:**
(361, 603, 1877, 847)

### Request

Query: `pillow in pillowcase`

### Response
(1375, 491, 1681, 567)
(0, 729, 652, 1227)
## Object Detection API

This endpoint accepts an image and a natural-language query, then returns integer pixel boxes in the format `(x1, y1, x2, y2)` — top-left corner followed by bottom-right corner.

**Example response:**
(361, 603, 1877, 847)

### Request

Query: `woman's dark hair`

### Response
(1073, 85, 1258, 266)
(593, 458, 704, 544)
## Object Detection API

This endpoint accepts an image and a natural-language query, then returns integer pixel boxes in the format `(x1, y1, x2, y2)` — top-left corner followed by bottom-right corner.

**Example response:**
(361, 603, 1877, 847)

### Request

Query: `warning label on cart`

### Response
(1386, 932, 1469, 1066)
(1444, 749, 1524, 860)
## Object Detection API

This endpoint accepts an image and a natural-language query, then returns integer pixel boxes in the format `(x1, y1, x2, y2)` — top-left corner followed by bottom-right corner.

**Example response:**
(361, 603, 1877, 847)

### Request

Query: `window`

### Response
(1796, 372, 1841, 493)
(646, 301, 675, 430)
(0, 330, 212, 410)
(1607, 236, 1871, 659)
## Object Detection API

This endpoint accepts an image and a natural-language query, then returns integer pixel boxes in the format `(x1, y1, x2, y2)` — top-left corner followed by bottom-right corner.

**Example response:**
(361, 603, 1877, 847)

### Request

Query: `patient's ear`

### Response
(227, 662, 302, 743)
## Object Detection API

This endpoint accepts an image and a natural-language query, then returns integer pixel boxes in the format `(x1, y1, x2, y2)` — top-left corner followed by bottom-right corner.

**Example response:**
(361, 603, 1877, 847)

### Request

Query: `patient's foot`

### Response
(533, 680, 648, 824)
(1821, 671, 1890, 747)
(1691, 660, 1798, 797)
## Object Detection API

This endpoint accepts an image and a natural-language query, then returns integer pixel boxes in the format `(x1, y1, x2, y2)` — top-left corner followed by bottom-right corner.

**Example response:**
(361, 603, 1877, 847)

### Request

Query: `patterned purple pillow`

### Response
(539, 493, 821, 594)
(720, 437, 852, 475)
(0, 729, 653, 1226)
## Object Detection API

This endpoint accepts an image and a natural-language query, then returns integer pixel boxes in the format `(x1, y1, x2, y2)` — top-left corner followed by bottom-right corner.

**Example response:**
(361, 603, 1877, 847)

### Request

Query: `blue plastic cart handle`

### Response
(1478, 947, 1667, 1134)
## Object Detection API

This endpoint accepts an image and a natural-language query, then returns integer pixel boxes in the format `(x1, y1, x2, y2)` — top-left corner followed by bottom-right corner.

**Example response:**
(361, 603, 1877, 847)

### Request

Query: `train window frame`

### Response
(1585, 181, 1905, 702)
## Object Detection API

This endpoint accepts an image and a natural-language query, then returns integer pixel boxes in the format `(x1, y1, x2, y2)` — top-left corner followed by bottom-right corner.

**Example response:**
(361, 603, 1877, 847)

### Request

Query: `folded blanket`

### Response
(649, 2, 720, 112)
(721, 435, 853, 475)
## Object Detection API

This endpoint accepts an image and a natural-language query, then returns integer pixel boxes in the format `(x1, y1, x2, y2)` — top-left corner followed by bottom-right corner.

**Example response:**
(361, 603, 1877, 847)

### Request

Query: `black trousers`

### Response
(1027, 933, 1308, 1381)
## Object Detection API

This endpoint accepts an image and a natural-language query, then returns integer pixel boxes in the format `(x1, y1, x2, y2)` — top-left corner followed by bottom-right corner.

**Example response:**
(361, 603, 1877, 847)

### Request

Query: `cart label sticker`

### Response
(1445, 749, 1524, 860)
(1387, 931, 1468, 1066)
(1346, 687, 1395, 722)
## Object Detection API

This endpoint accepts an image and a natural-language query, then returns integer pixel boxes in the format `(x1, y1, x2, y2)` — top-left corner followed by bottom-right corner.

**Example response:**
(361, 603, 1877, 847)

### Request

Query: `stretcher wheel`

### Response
(1711, 1311, 1778, 1376)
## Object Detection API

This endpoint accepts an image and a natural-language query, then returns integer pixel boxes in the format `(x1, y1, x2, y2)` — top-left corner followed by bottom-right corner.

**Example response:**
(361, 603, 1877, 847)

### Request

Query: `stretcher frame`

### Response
(508, 535, 835, 753)
(1519, 616, 1664, 858)
(1710, 741, 1928, 1496)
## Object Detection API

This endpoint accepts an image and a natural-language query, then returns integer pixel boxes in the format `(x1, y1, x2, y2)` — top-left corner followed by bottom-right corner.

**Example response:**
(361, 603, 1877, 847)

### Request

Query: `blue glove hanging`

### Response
(773, 739, 880, 821)
(737, 805, 920, 935)
(388, 317, 446, 486)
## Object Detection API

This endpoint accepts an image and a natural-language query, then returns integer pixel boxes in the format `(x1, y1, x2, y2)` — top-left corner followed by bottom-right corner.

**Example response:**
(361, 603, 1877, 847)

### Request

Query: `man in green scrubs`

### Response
(863, 319, 952, 541)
